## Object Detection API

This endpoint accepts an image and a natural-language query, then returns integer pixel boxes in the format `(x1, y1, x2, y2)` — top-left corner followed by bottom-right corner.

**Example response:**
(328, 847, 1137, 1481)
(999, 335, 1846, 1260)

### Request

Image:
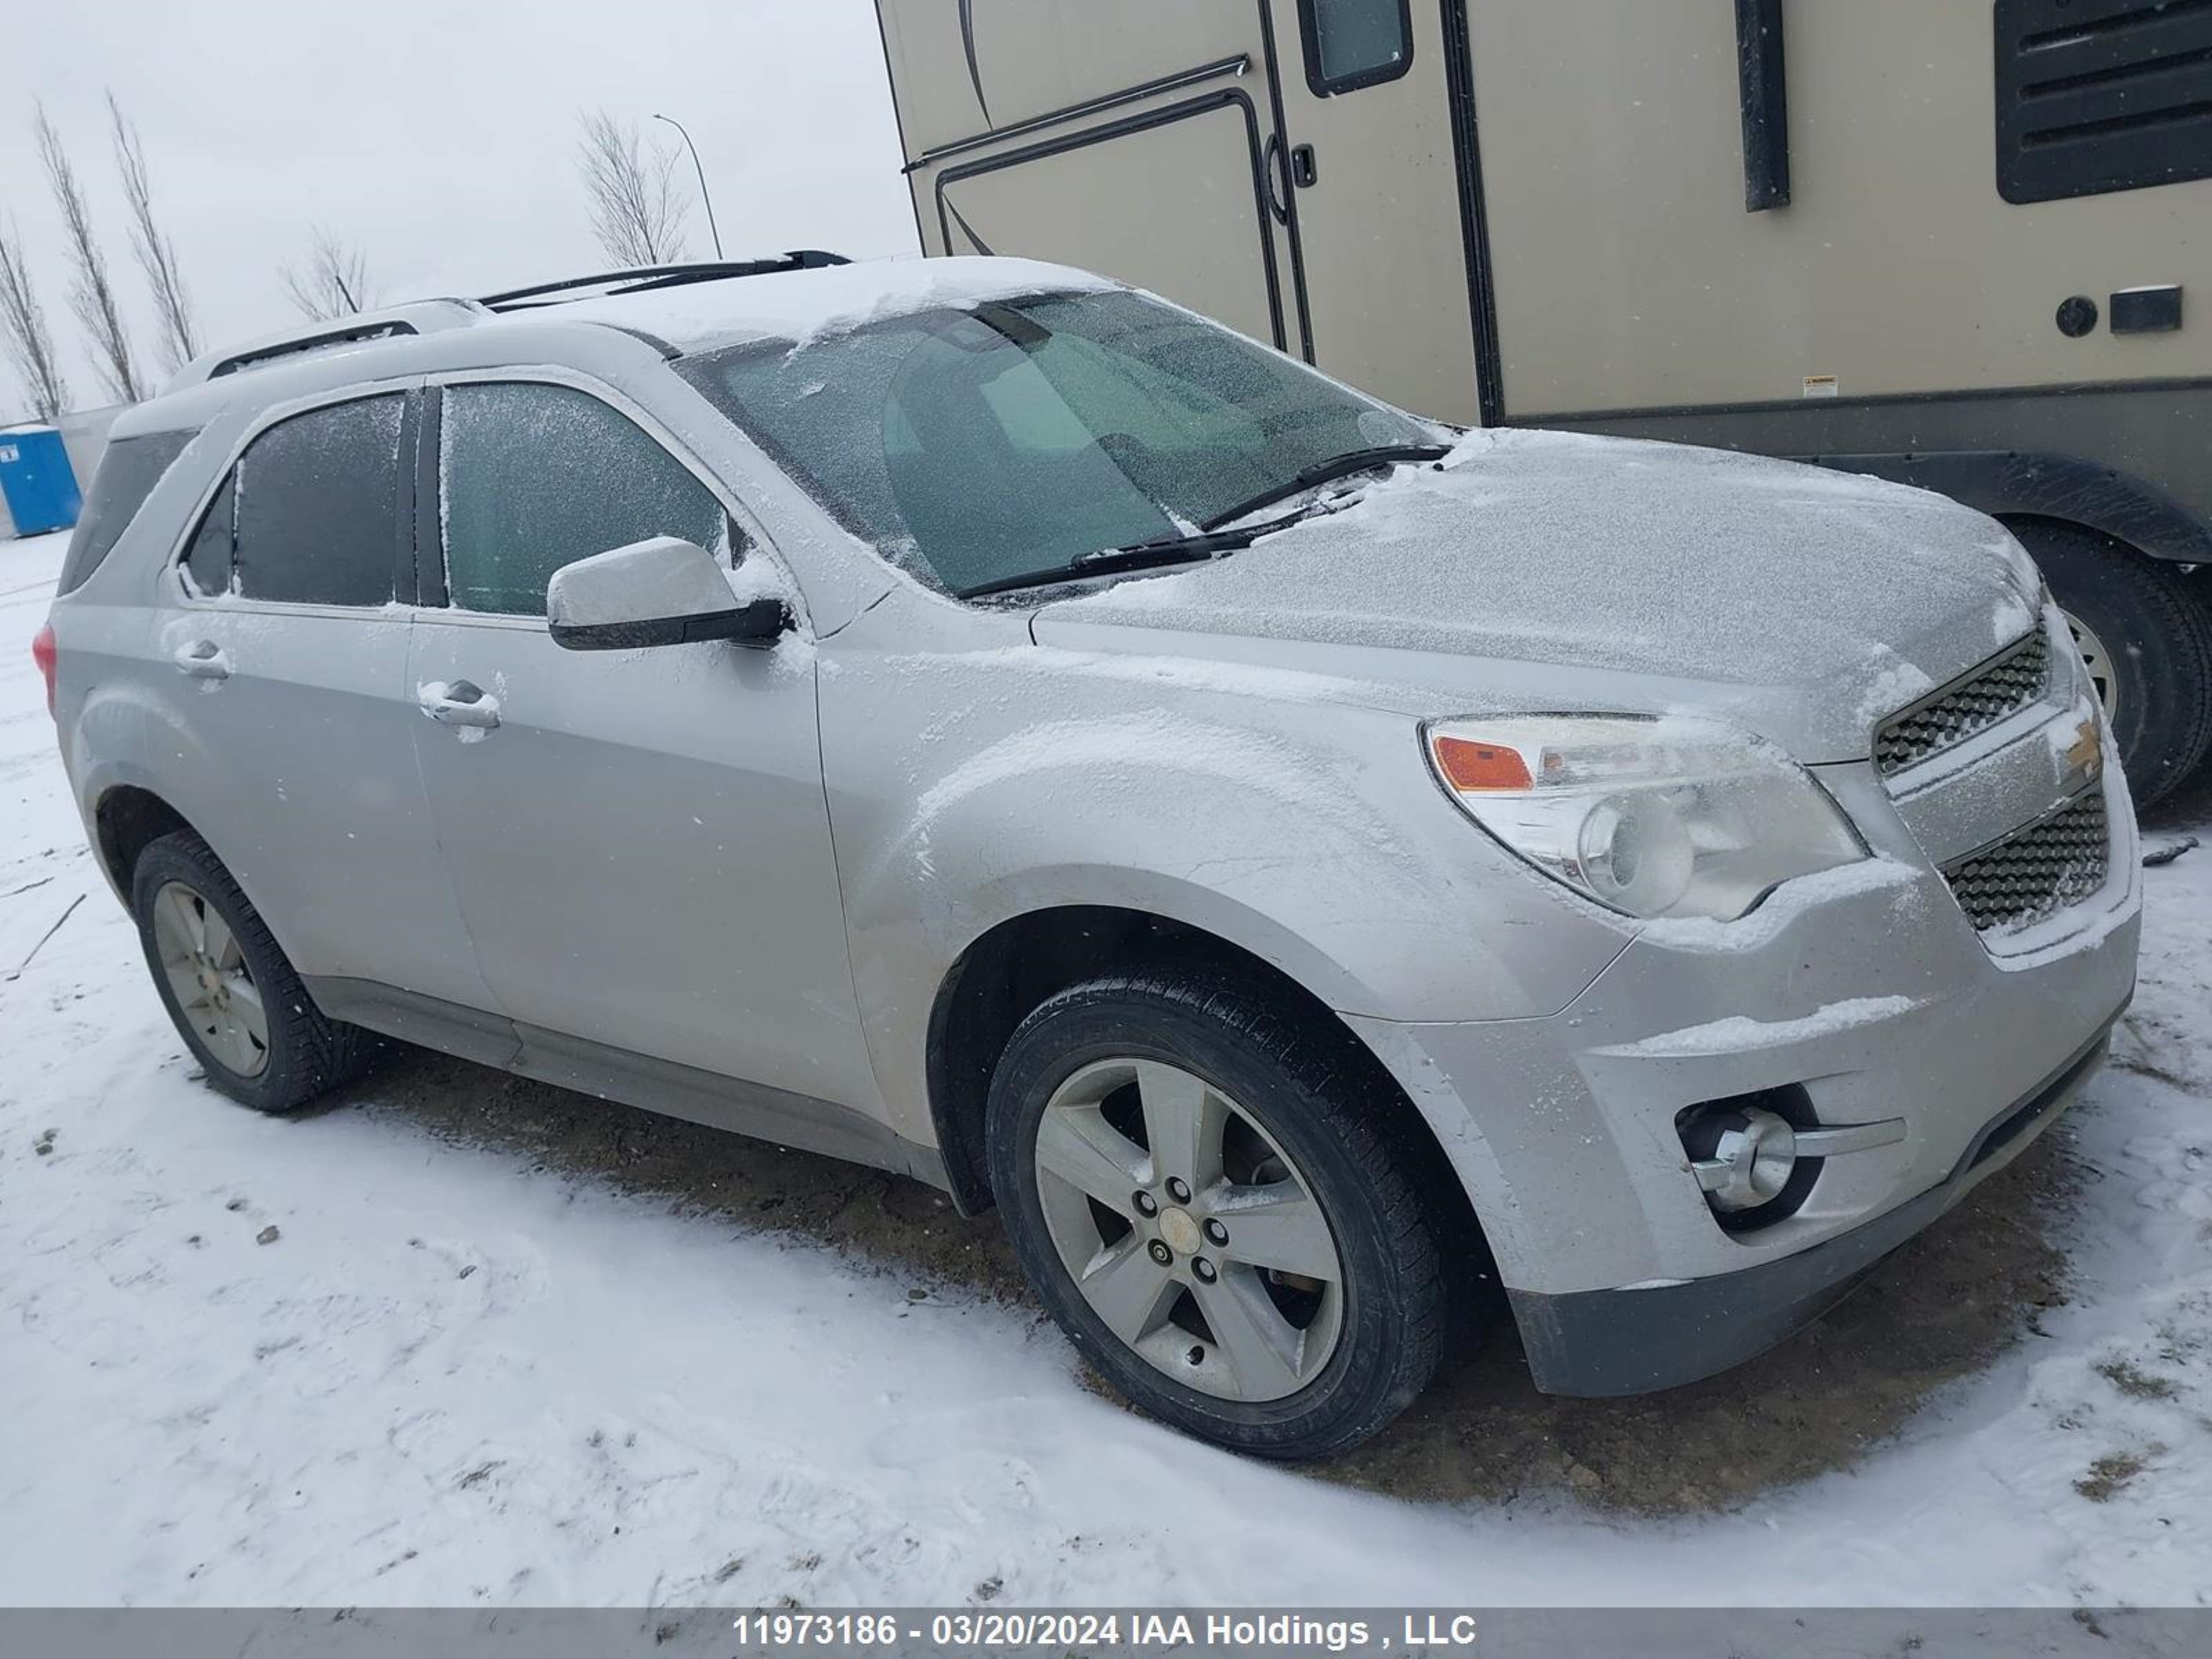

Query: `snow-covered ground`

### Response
(2, 525, 2208, 1607)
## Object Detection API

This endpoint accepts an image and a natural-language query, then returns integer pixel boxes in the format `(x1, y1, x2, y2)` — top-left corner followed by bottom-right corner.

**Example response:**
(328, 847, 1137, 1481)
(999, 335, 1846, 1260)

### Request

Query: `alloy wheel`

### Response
(151, 880, 270, 1078)
(2065, 608, 2121, 727)
(1030, 1056, 1345, 1402)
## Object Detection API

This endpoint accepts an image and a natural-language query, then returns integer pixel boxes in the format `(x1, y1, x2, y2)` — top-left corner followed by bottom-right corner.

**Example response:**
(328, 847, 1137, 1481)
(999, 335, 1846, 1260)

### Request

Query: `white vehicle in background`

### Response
(873, 0, 2212, 805)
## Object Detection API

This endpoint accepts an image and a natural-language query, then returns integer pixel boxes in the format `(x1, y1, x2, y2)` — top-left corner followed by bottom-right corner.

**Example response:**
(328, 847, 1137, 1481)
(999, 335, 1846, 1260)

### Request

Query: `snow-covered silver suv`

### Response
(39, 254, 2140, 1458)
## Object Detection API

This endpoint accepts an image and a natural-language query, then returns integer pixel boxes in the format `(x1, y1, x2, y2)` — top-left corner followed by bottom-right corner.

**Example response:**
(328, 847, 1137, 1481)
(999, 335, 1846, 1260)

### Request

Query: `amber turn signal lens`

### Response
(1431, 733, 1533, 792)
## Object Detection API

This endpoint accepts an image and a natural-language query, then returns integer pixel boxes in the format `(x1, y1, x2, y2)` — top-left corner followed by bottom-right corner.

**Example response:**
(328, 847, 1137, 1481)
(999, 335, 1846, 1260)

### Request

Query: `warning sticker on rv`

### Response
(1802, 375, 1840, 398)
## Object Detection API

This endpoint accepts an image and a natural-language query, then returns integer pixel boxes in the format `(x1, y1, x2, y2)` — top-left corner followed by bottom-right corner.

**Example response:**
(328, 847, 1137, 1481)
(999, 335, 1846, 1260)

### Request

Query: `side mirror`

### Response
(547, 536, 789, 651)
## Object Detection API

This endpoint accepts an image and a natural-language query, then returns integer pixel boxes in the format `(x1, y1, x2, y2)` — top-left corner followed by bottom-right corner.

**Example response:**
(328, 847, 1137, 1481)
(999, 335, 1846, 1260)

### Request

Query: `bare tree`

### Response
(108, 93, 199, 372)
(575, 110, 692, 268)
(34, 103, 142, 405)
(0, 218, 71, 422)
(281, 229, 375, 321)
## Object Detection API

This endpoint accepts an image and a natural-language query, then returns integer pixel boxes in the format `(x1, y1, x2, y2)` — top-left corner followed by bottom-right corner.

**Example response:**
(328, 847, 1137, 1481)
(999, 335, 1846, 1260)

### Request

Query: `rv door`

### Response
(924, 83, 1295, 355)
(1266, 0, 1484, 422)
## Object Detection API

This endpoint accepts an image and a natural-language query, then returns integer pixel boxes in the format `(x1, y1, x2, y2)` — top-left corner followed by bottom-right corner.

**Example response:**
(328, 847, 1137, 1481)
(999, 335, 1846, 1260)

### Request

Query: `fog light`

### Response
(1687, 1106, 1798, 1212)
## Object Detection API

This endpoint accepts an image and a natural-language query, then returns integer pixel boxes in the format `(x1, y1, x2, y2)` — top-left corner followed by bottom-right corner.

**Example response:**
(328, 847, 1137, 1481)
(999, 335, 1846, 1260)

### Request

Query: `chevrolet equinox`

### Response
(37, 254, 2140, 1458)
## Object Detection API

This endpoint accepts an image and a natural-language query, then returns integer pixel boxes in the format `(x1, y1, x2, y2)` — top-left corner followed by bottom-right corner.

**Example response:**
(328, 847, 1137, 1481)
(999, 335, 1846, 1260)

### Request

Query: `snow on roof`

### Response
(526, 255, 1119, 355)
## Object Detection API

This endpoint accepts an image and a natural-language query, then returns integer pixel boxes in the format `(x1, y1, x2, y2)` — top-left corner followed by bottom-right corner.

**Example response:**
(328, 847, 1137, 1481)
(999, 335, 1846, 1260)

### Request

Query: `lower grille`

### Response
(1942, 791, 2110, 935)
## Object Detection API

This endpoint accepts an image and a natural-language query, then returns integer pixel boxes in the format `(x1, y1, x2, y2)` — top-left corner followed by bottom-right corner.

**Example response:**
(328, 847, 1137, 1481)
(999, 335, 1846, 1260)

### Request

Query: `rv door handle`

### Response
(1263, 133, 1292, 223)
(1290, 144, 1318, 189)
(417, 679, 502, 731)
(173, 640, 232, 680)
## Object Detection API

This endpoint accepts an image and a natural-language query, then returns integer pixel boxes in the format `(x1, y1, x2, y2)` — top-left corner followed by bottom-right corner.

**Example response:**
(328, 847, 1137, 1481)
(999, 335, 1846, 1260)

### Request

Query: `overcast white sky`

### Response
(1, 0, 919, 418)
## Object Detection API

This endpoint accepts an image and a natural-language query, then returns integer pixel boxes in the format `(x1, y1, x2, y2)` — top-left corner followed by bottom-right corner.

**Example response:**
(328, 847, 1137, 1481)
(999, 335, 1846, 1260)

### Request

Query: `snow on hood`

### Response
(1033, 429, 2045, 763)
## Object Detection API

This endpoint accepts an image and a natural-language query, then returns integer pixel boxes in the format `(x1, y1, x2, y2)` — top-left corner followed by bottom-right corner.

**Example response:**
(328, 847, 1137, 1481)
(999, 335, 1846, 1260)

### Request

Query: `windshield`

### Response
(675, 288, 1439, 596)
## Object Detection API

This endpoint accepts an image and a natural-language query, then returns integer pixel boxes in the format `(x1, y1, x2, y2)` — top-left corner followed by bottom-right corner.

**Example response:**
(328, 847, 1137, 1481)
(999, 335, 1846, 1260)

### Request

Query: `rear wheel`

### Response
(2010, 520, 2212, 808)
(986, 964, 1447, 1459)
(131, 830, 376, 1114)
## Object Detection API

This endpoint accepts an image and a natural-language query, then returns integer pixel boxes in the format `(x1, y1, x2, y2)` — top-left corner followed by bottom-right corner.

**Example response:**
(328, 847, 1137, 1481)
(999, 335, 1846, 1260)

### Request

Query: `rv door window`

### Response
(1298, 0, 1414, 95)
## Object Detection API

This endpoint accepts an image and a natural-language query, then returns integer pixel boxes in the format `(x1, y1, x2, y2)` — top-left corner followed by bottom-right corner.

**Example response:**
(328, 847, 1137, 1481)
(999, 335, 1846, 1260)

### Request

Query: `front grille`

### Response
(1942, 791, 2110, 935)
(1875, 630, 2052, 777)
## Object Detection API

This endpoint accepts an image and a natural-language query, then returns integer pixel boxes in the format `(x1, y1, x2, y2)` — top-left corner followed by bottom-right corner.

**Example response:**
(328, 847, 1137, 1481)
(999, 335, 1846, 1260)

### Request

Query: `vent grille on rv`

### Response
(1994, 0, 2212, 204)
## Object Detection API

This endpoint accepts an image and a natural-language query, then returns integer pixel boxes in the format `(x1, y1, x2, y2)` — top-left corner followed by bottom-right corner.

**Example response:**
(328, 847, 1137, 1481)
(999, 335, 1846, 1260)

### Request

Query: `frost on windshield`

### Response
(677, 288, 1434, 597)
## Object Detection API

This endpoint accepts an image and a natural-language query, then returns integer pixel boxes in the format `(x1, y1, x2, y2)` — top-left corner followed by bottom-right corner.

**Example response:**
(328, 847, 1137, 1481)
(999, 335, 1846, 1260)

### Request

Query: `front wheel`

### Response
(2011, 520, 2212, 808)
(985, 966, 1447, 1459)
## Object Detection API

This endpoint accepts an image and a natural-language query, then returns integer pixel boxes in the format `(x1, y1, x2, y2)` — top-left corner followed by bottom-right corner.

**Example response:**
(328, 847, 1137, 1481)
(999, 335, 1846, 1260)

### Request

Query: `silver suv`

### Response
(39, 254, 2140, 1459)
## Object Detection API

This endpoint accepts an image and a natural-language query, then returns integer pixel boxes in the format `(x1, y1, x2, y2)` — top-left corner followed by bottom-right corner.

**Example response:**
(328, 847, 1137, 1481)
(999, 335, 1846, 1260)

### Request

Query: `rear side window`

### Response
(1298, 0, 1414, 95)
(233, 395, 406, 607)
(438, 382, 729, 616)
(56, 429, 196, 594)
(182, 469, 237, 597)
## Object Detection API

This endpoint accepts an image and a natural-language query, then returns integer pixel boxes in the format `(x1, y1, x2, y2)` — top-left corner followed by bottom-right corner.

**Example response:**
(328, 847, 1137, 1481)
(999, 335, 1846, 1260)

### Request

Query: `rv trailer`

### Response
(872, 0, 2212, 805)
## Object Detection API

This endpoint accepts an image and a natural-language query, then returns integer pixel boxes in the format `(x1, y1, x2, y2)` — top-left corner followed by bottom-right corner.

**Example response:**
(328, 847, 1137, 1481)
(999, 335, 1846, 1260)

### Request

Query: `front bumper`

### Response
(1345, 692, 2141, 1396)
(1508, 1020, 2116, 1395)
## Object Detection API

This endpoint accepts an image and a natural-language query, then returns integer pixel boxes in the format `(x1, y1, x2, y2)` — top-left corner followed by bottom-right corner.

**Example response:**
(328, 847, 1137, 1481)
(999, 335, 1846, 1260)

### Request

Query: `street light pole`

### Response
(653, 113, 724, 261)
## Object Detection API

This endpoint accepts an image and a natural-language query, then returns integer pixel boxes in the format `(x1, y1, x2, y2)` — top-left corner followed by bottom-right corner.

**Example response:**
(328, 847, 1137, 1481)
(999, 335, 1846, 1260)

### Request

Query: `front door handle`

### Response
(416, 678, 502, 731)
(174, 640, 232, 680)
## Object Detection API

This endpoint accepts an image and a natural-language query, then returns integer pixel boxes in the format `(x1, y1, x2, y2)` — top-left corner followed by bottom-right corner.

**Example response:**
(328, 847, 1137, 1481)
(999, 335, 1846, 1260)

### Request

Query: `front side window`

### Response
(438, 382, 731, 616)
(1298, 0, 1414, 95)
(677, 288, 1436, 597)
(232, 394, 405, 606)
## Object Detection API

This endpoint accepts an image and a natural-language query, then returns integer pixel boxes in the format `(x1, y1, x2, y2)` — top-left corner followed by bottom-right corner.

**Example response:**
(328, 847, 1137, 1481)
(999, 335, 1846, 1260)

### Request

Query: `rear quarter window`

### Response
(182, 469, 237, 597)
(55, 429, 198, 595)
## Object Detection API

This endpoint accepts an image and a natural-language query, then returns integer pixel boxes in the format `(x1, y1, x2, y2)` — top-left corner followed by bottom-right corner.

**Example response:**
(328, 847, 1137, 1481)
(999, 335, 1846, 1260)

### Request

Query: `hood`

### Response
(1031, 429, 2045, 763)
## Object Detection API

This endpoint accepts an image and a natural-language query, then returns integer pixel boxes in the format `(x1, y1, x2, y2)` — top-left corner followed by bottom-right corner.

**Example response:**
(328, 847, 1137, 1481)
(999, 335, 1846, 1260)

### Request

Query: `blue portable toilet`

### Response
(0, 425, 84, 537)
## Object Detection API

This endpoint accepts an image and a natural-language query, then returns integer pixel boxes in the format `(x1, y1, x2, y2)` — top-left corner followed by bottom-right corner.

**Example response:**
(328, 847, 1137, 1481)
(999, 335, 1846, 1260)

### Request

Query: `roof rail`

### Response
(480, 252, 850, 311)
(159, 254, 854, 395)
(167, 299, 493, 393)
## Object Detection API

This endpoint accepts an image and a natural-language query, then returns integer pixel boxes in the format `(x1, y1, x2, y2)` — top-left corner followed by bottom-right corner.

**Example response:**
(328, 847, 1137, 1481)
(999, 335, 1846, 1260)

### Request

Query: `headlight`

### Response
(1423, 715, 1865, 922)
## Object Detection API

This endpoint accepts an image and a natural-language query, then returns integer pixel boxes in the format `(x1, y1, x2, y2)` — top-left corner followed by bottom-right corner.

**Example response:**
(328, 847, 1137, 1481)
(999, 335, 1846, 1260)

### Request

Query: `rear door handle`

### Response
(416, 678, 501, 731)
(174, 640, 232, 680)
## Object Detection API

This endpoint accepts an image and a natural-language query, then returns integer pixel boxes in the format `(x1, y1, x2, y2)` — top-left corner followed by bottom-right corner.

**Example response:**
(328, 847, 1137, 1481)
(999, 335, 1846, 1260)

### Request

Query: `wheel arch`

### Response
(1808, 449, 2212, 567)
(91, 782, 198, 912)
(921, 903, 1492, 1285)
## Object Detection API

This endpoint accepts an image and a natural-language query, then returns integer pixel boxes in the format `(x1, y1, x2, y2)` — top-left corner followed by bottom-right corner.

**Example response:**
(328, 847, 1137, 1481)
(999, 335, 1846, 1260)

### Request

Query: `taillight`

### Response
(31, 623, 57, 718)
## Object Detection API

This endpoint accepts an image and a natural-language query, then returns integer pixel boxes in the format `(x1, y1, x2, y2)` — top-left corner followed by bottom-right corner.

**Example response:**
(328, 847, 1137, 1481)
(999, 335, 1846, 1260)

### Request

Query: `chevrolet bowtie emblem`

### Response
(2063, 718, 2103, 782)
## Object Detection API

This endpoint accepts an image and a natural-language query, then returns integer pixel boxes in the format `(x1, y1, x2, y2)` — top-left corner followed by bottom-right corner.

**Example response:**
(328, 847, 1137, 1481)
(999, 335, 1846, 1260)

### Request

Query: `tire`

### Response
(131, 829, 377, 1114)
(985, 963, 1447, 1459)
(2010, 520, 2212, 809)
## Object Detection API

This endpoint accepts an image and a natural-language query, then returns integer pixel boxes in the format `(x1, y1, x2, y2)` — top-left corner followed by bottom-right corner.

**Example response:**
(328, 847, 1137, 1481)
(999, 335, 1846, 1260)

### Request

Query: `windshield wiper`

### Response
(952, 444, 1447, 601)
(1199, 442, 1450, 532)
(956, 516, 1297, 601)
